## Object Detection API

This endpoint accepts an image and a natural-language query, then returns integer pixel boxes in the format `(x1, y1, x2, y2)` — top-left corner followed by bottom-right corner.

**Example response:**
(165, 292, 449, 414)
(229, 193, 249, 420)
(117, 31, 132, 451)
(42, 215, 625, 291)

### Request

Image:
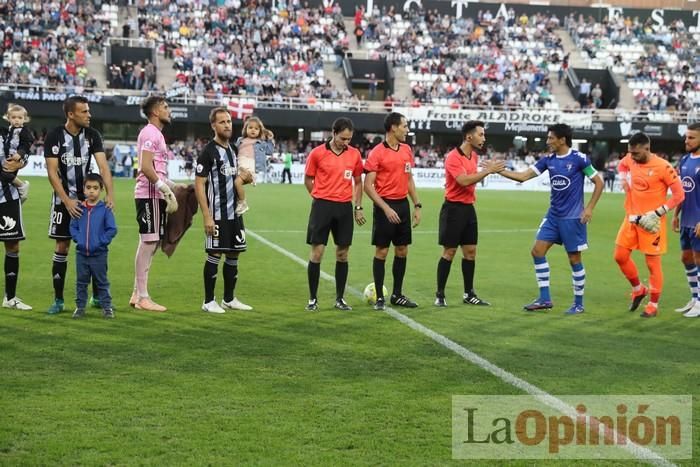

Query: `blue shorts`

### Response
(680, 226, 700, 252)
(536, 216, 589, 252)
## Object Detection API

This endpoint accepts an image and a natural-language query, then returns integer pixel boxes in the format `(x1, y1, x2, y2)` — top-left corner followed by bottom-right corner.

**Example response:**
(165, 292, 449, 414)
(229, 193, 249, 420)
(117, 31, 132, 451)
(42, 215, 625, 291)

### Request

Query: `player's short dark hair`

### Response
(209, 106, 229, 124)
(547, 123, 573, 147)
(628, 132, 650, 147)
(688, 122, 700, 131)
(332, 117, 354, 134)
(63, 95, 89, 117)
(84, 172, 104, 188)
(461, 120, 484, 139)
(384, 112, 405, 132)
(141, 95, 166, 118)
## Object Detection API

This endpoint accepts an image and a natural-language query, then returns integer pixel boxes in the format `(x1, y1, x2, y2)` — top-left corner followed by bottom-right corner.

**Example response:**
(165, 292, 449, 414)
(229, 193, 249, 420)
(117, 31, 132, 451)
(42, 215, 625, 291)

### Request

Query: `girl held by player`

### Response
(234, 116, 275, 215)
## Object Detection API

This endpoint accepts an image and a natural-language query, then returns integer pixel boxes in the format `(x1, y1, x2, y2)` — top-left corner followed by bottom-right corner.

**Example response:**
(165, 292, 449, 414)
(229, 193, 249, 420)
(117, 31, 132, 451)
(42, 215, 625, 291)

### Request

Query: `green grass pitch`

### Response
(0, 177, 697, 465)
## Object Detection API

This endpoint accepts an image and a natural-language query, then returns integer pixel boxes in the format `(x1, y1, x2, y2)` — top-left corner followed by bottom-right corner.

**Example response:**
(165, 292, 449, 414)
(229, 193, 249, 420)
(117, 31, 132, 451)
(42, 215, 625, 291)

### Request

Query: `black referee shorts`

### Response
(438, 201, 478, 248)
(372, 197, 411, 247)
(306, 198, 354, 246)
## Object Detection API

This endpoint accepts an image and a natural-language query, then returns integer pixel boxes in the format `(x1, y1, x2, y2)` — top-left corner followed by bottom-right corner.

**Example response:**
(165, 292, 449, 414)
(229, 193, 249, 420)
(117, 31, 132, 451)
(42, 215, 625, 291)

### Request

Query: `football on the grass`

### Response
(363, 283, 388, 305)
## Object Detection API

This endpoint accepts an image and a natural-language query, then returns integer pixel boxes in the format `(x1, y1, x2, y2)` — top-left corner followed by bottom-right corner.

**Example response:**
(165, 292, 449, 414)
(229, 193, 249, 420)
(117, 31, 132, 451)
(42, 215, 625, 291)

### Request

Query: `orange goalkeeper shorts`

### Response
(615, 217, 667, 255)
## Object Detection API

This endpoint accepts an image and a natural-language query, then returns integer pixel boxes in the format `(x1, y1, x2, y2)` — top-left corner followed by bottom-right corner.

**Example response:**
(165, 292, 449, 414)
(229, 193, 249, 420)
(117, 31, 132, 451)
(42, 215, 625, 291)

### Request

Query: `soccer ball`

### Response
(363, 283, 388, 305)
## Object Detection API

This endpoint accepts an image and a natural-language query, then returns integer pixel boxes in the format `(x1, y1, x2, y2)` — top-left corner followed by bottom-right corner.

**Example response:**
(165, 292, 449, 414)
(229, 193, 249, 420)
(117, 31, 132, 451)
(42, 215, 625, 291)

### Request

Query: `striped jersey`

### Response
(196, 140, 239, 221)
(44, 125, 104, 205)
(2, 126, 33, 163)
(0, 126, 33, 204)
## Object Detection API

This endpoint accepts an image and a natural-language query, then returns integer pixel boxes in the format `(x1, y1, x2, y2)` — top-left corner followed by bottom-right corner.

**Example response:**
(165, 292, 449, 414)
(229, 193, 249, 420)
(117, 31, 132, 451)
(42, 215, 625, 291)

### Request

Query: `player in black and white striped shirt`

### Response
(44, 96, 114, 315)
(194, 107, 252, 313)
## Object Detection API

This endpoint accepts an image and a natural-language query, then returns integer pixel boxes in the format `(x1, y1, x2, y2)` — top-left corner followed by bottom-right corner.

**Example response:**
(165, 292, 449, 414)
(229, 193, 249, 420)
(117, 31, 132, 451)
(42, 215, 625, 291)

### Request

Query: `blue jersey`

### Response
(678, 153, 700, 227)
(532, 150, 595, 219)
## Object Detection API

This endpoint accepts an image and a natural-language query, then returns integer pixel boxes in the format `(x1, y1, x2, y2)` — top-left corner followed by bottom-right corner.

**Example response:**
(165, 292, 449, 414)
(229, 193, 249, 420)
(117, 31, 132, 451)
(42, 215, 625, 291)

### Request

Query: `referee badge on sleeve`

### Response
(404, 163, 411, 173)
(344, 169, 352, 179)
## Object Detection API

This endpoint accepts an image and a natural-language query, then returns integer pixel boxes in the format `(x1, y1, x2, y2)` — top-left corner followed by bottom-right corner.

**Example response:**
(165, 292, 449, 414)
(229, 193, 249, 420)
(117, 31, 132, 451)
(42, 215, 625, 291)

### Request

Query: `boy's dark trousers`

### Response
(76, 252, 112, 310)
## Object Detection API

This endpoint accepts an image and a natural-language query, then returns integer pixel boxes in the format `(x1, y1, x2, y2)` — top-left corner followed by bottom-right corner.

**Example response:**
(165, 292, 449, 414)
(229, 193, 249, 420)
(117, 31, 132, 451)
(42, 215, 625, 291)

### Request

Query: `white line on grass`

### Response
(248, 229, 676, 467)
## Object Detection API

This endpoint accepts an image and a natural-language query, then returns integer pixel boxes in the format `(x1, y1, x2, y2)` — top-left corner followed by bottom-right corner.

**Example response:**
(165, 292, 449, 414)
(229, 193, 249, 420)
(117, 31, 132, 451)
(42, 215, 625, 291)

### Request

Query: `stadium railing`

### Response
(2, 83, 697, 124)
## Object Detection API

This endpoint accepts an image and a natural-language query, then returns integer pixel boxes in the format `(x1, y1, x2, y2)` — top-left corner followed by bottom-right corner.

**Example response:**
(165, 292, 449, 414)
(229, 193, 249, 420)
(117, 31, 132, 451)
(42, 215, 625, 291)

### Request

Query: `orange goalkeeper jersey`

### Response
(618, 153, 683, 215)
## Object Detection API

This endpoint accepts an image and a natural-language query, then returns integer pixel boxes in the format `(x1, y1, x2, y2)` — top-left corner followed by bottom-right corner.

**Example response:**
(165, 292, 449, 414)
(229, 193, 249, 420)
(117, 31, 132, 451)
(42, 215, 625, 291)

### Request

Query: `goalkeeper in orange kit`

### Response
(614, 132, 685, 317)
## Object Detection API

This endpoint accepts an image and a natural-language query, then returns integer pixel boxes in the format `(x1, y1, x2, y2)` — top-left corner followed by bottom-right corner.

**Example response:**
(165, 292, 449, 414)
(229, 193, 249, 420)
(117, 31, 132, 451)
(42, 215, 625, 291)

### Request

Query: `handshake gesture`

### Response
(629, 205, 668, 234)
(479, 159, 506, 174)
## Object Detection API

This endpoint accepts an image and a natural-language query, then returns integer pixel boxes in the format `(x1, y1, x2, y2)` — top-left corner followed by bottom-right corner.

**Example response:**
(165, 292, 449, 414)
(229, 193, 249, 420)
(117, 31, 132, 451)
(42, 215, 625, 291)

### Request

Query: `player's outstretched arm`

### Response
(458, 159, 505, 186)
(497, 167, 537, 183)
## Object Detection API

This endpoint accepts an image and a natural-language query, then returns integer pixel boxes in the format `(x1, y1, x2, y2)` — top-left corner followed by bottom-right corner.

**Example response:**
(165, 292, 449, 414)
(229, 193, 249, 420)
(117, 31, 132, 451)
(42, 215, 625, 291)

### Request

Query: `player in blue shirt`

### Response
(496, 124, 604, 314)
(672, 122, 700, 317)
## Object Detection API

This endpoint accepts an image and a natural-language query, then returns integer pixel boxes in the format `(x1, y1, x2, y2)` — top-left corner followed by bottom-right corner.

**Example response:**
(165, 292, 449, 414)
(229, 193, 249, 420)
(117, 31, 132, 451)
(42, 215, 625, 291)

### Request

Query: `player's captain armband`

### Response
(583, 165, 597, 178)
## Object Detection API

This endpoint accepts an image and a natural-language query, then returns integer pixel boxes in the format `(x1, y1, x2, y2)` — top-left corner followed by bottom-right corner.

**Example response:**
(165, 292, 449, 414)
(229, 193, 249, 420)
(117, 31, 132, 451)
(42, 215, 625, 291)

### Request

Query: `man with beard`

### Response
(193, 108, 253, 314)
(363, 112, 421, 310)
(434, 121, 505, 308)
(130, 96, 180, 312)
(497, 124, 604, 315)
(45, 96, 114, 314)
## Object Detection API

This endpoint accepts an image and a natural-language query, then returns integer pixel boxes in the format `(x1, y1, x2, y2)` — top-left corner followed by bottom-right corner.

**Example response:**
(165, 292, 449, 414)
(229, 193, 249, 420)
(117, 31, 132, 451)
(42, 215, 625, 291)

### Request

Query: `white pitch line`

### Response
(247, 228, 676, 467)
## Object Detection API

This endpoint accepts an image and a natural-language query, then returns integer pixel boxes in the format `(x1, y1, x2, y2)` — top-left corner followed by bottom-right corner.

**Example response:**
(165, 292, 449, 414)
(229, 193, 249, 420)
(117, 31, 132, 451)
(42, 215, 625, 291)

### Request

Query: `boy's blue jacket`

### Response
(69, 200, 117, 256)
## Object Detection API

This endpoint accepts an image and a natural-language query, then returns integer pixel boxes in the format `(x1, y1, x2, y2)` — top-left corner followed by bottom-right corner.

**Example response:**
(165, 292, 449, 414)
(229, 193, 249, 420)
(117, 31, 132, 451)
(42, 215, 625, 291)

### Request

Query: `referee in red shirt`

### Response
(435, 121, 504, 307)
(304, 118, 365, 311)
(364, 112, 421, 310)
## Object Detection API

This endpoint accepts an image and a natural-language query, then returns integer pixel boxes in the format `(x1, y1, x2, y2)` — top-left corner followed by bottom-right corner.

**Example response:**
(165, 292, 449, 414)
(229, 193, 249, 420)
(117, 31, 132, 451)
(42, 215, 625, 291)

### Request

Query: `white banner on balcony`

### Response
(392, 107, 594, 129)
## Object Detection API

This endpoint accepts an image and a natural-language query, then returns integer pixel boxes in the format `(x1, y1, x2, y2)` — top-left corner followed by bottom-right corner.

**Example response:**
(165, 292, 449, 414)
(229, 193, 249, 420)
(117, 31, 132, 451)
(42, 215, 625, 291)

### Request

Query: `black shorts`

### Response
(136, 198, 167, 241)
(206, 217, 247, 253)
(306, 199, 353, 246)
(0, 199, 24, 242)
(49, 202, 71, 240)
(439, 201, 478, 247)
(372, 198, 412, 247)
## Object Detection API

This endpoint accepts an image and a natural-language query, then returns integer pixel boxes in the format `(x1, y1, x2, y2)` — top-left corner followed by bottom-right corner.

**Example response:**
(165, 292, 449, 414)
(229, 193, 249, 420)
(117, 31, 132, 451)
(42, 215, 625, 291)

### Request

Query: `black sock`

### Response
(373, 257, 386, 300)
(223, 257, 238, 302)
(5, 252, 18, 300)
(203, 255, 220, 302)
(392, 256, 407, 296)
(436, 257, 452, 296)
(52, 252, 68, 300)
(308, 261, 320, 300)
(335, 261, 348, 300)
(462, 258, 475, 295)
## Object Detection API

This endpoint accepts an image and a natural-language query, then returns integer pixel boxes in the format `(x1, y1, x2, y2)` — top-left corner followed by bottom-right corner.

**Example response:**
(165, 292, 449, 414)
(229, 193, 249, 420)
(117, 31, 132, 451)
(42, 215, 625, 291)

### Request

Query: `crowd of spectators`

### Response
(355, 7, 564, 108)
(566, 13, 700, 112)
(134, 0, 347, 100)
(0, 1, 111, 89)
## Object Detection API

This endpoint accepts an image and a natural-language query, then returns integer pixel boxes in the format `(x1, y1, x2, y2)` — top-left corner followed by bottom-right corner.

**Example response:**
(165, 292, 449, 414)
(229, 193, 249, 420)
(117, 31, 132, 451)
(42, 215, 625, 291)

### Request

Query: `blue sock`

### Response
(571, 262, 585, 307)
(533, 256, 550, 302)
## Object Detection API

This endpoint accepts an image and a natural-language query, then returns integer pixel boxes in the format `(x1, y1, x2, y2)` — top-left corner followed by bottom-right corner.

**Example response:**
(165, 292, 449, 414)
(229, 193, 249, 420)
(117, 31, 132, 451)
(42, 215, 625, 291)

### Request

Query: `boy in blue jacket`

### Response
(70, 173, 118, 319)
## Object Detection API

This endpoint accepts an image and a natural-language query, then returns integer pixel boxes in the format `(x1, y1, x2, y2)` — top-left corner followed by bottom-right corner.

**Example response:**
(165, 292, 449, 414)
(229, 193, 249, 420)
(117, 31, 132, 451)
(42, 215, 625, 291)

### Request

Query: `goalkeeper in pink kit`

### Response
(131, 96, 182, 312)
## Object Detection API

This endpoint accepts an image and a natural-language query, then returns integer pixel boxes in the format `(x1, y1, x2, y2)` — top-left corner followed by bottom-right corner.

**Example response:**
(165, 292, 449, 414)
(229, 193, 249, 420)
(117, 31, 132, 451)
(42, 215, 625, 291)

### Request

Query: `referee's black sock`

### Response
(52, 252, 68, 300)
(436, 257, 452, 296)
(373, 257, 386, 300)
(5, 252, 19, 300)
(308, 261, 320, 300)
(203, 255, 220, 303)
(462, 258, 476, 295)
(223, 257, 238, 303)
(335, 261, 348, 300)
(392, 256, 407, 297)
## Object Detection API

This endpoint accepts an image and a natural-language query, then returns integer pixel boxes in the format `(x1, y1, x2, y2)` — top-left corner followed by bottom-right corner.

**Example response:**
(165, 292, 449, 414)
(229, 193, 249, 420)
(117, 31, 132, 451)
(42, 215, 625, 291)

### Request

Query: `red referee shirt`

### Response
(444, 147, 478, 204)
(364, 142, 415, 199)
(305, 142, 363, 202)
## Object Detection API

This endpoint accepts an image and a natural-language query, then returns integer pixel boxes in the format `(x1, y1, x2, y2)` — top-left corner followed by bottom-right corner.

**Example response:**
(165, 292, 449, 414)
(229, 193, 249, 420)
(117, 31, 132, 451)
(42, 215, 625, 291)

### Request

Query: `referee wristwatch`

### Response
(414, 203, 423, 209)
(354, 205, 363, 211)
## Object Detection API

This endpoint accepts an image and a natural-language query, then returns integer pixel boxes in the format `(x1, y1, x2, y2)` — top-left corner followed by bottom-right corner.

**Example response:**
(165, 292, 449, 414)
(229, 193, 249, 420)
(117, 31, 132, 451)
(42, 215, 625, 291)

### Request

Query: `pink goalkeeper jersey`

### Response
(135, 123, 169, 199)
